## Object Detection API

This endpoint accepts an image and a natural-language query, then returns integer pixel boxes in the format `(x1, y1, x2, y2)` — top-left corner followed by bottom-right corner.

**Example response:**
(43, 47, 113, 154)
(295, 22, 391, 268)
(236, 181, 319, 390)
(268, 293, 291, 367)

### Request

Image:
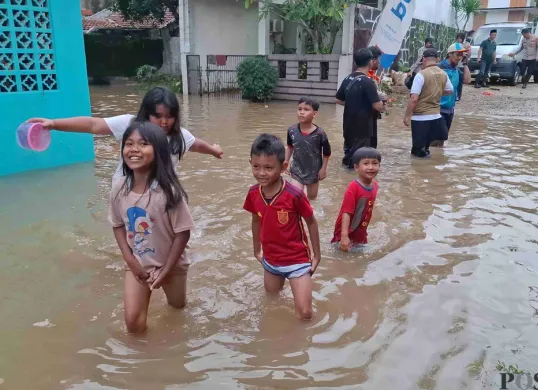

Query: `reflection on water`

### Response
(1, 83, 538, 389)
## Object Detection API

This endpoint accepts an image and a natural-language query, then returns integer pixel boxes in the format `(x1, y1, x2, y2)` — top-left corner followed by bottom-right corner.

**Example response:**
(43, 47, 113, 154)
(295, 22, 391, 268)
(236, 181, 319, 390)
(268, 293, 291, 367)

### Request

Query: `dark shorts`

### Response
(411, 117, 448, 157)
(441, 112, 454, 132)
(290, 172, 319, 185)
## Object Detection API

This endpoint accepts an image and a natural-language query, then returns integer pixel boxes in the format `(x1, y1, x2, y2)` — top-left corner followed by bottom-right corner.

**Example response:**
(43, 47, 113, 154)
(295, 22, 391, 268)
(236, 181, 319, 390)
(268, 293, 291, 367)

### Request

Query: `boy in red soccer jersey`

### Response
(332, 147, 380, 252)
(244, 133, 321, 320)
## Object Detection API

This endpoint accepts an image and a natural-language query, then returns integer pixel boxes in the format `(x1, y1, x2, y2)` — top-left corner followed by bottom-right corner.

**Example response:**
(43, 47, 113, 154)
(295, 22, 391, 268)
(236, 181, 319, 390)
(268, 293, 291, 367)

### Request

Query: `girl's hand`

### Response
(133, 269, 150, 284)
(150, 270, 167, 290)
(310, 255, 320, 275)
(340, 236, 351, 252)
(27, 118, 55, 130)
(318, 169, 327, 181)
(212, 144, 223, 159)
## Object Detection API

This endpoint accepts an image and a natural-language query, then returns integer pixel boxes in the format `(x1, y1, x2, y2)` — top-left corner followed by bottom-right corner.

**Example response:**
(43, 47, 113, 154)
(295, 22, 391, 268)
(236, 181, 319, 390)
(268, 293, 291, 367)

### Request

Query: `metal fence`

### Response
(205, 55, 267, 94)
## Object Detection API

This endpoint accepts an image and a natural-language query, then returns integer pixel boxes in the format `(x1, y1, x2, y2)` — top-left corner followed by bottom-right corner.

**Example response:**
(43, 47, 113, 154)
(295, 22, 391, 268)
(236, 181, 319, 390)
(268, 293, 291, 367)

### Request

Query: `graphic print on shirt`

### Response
(350, 198, 367, 231)
(277, 210, 289, 225)
(126, 206, 156, 257)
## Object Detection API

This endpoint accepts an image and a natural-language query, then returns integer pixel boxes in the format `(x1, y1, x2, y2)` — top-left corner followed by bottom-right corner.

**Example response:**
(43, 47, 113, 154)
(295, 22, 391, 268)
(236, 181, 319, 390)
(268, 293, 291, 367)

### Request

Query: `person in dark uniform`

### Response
(336, 48, 385, 169)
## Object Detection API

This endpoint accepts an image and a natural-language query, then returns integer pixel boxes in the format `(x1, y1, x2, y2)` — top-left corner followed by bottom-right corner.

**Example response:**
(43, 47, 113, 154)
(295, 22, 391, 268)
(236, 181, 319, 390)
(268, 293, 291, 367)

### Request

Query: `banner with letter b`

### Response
(368, 0, 415, 69)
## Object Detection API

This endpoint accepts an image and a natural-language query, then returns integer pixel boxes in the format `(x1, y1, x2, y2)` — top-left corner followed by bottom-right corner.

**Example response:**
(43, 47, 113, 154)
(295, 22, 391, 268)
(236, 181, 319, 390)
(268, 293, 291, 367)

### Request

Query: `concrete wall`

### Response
(190, 0, 258, 76)
(486, 9, 510, 23)
(268, 54, 340, 103)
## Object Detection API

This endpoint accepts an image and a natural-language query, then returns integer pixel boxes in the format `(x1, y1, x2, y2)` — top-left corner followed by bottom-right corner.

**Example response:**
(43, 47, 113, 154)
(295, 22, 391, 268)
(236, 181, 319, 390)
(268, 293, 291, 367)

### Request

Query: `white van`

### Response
(469, 22, 536, 86)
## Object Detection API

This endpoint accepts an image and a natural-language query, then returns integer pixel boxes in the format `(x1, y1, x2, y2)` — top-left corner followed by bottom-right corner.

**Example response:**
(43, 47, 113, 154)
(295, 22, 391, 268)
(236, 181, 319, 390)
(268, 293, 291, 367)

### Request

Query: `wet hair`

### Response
(522, 28, 531, 35)
(352, 147, 382, 165)
(119, 121, 187, 211)
(298, 97, 320, 111)
(136, 87, 186, 160)
(425, 37, 433, 45)
(490, 29, 497, 34)
(456, 32, 465, 41)
(250, 133, 285, 164)
(353, 48, 374, 68)
(368, 46, 383, 59)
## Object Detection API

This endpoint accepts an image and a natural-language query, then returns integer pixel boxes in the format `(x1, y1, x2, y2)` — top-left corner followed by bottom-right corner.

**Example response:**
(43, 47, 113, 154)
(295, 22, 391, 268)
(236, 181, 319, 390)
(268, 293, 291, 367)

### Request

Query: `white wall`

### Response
(413, 0, 456, 27)
(486, 10, 509, 23)
(488, 0, 510, 8)
(190, 0, 258, 60)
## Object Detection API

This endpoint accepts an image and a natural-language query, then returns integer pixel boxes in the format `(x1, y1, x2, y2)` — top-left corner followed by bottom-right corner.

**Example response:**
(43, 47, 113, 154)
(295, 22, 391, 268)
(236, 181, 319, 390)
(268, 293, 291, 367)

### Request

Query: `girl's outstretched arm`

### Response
(190, 138, 223, 159)
(27, 117, 113, 136)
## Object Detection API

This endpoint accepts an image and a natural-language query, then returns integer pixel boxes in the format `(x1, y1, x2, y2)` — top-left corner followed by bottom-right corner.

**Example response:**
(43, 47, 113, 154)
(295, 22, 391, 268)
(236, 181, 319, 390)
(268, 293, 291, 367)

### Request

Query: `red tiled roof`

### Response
(83, 8, 175, 31)
(81, 9, 93, 17)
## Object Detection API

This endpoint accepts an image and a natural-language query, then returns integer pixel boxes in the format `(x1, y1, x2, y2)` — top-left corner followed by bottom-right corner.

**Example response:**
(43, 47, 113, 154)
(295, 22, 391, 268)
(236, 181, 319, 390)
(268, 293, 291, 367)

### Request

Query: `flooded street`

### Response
(1, 83, 538, 389)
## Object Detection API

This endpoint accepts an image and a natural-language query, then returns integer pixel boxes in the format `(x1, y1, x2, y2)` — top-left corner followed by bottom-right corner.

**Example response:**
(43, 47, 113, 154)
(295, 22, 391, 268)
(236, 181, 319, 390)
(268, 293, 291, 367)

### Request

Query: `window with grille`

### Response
(0, 0, 58, 93)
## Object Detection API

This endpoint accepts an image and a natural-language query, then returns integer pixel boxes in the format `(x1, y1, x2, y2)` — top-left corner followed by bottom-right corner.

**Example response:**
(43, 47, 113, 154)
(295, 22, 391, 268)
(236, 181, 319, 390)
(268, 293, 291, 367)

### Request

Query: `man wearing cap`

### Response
(430, 42, 472, 147)
(509, 28, 538, 89)
(403, 49, 454, 158)
(476, 29, 497, 88)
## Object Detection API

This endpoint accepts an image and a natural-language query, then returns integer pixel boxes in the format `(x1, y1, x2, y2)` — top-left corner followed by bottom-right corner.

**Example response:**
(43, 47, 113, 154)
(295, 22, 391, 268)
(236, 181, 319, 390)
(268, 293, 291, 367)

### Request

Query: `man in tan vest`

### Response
(403, 49, 454, 158)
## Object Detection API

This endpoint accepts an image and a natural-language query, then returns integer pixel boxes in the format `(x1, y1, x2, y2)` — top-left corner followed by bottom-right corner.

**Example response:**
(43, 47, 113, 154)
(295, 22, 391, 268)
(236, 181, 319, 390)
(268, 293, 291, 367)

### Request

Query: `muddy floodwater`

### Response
(1, 83, 538, 390)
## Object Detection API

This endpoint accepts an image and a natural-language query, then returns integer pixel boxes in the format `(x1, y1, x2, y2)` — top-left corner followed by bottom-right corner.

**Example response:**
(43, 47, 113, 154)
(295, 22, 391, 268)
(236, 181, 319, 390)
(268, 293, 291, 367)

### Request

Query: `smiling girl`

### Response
(27, 87, 223, 180)
(108, 121, 194, 334)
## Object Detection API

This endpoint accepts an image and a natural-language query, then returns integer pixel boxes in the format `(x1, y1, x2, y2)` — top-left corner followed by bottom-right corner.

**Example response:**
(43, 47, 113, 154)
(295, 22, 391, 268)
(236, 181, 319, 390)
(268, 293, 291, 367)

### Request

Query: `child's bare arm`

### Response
(285, 146, 293, 164)
(150, 230, 190, 290)
(305, 215, 321, 274)
(252, 214, 262, 263)
(190, 138, 223, 159)
(113, 226, 148, 281)
(319, 136, 331, 181)
(340, 213, 351, 252)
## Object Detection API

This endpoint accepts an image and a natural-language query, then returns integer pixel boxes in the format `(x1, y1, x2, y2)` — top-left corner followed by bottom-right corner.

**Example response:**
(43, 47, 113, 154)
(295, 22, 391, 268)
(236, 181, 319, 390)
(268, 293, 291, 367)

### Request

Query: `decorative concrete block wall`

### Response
(268, 54, 340, 103)
(0, 0, 92, 176)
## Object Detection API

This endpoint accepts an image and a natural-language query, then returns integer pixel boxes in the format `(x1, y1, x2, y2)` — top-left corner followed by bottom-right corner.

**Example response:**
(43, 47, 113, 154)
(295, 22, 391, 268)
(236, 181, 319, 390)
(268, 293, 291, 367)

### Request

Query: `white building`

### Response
(474, 0, 537, 29)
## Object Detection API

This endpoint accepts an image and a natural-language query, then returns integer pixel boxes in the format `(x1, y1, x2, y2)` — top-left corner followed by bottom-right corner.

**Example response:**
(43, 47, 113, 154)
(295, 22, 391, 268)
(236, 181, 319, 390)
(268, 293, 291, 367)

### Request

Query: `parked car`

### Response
(468, 22, 537, 86)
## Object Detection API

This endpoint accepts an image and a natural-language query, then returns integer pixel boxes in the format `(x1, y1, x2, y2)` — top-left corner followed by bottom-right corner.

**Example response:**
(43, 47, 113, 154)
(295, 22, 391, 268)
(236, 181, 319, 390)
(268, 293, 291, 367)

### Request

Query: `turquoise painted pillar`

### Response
(0, 0, 93, 176)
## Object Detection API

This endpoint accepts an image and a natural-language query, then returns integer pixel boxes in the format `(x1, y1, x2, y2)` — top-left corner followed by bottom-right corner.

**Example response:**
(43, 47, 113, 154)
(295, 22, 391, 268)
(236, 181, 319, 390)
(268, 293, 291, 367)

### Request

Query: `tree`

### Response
(451, 0, 481, 31)
(244, 0, 358, 54)
(112, 0, 179, 24)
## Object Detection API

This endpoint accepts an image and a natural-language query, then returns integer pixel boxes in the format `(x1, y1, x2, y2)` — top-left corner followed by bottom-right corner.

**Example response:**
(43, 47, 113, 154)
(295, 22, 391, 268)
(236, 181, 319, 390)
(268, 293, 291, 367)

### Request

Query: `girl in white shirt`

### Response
(27, 87, 223, 179)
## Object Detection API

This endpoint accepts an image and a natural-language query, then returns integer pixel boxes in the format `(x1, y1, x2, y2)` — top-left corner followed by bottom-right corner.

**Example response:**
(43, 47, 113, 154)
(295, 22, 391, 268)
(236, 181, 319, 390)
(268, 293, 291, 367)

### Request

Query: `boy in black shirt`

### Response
(285, 97, 331, 200)
(336, 48, 385, 169)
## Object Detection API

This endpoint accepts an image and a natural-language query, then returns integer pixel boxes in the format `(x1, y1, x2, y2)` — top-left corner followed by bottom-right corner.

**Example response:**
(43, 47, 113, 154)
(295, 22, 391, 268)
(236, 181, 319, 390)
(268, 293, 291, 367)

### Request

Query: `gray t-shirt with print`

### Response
(287, 124, 331, 185)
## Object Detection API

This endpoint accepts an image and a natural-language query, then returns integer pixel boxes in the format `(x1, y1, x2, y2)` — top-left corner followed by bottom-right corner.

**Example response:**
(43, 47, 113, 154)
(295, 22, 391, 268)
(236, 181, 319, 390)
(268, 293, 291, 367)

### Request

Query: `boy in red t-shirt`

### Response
(244, 133, 321, 320)
(332, 147, 380, 252)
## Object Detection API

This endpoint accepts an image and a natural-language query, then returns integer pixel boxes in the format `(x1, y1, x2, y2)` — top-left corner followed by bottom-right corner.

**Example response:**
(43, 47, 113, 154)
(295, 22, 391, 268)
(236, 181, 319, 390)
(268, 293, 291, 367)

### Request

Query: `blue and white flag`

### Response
(368, 0, 416, 69)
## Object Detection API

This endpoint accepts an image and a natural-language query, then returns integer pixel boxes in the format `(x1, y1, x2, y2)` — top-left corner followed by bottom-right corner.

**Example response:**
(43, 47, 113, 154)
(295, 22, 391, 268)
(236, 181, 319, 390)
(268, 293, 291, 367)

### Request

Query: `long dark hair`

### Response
(120, 121, 187, 211)
(136, 87, 186, 160)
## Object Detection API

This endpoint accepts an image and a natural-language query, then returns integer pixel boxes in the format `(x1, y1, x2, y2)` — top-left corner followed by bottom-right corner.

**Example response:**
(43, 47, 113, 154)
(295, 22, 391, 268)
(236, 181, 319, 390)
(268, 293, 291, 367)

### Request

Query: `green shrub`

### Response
(237, 57, 278, 102)
(135, 65, 182, 94)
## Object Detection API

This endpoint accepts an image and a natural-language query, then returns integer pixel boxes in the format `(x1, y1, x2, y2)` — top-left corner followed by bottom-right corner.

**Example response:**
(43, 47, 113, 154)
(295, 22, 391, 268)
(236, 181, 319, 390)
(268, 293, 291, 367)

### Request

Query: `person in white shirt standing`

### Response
(509, 28, 538, 89)
(27, 87, 223, 180)
(403, 49, 454, 158)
